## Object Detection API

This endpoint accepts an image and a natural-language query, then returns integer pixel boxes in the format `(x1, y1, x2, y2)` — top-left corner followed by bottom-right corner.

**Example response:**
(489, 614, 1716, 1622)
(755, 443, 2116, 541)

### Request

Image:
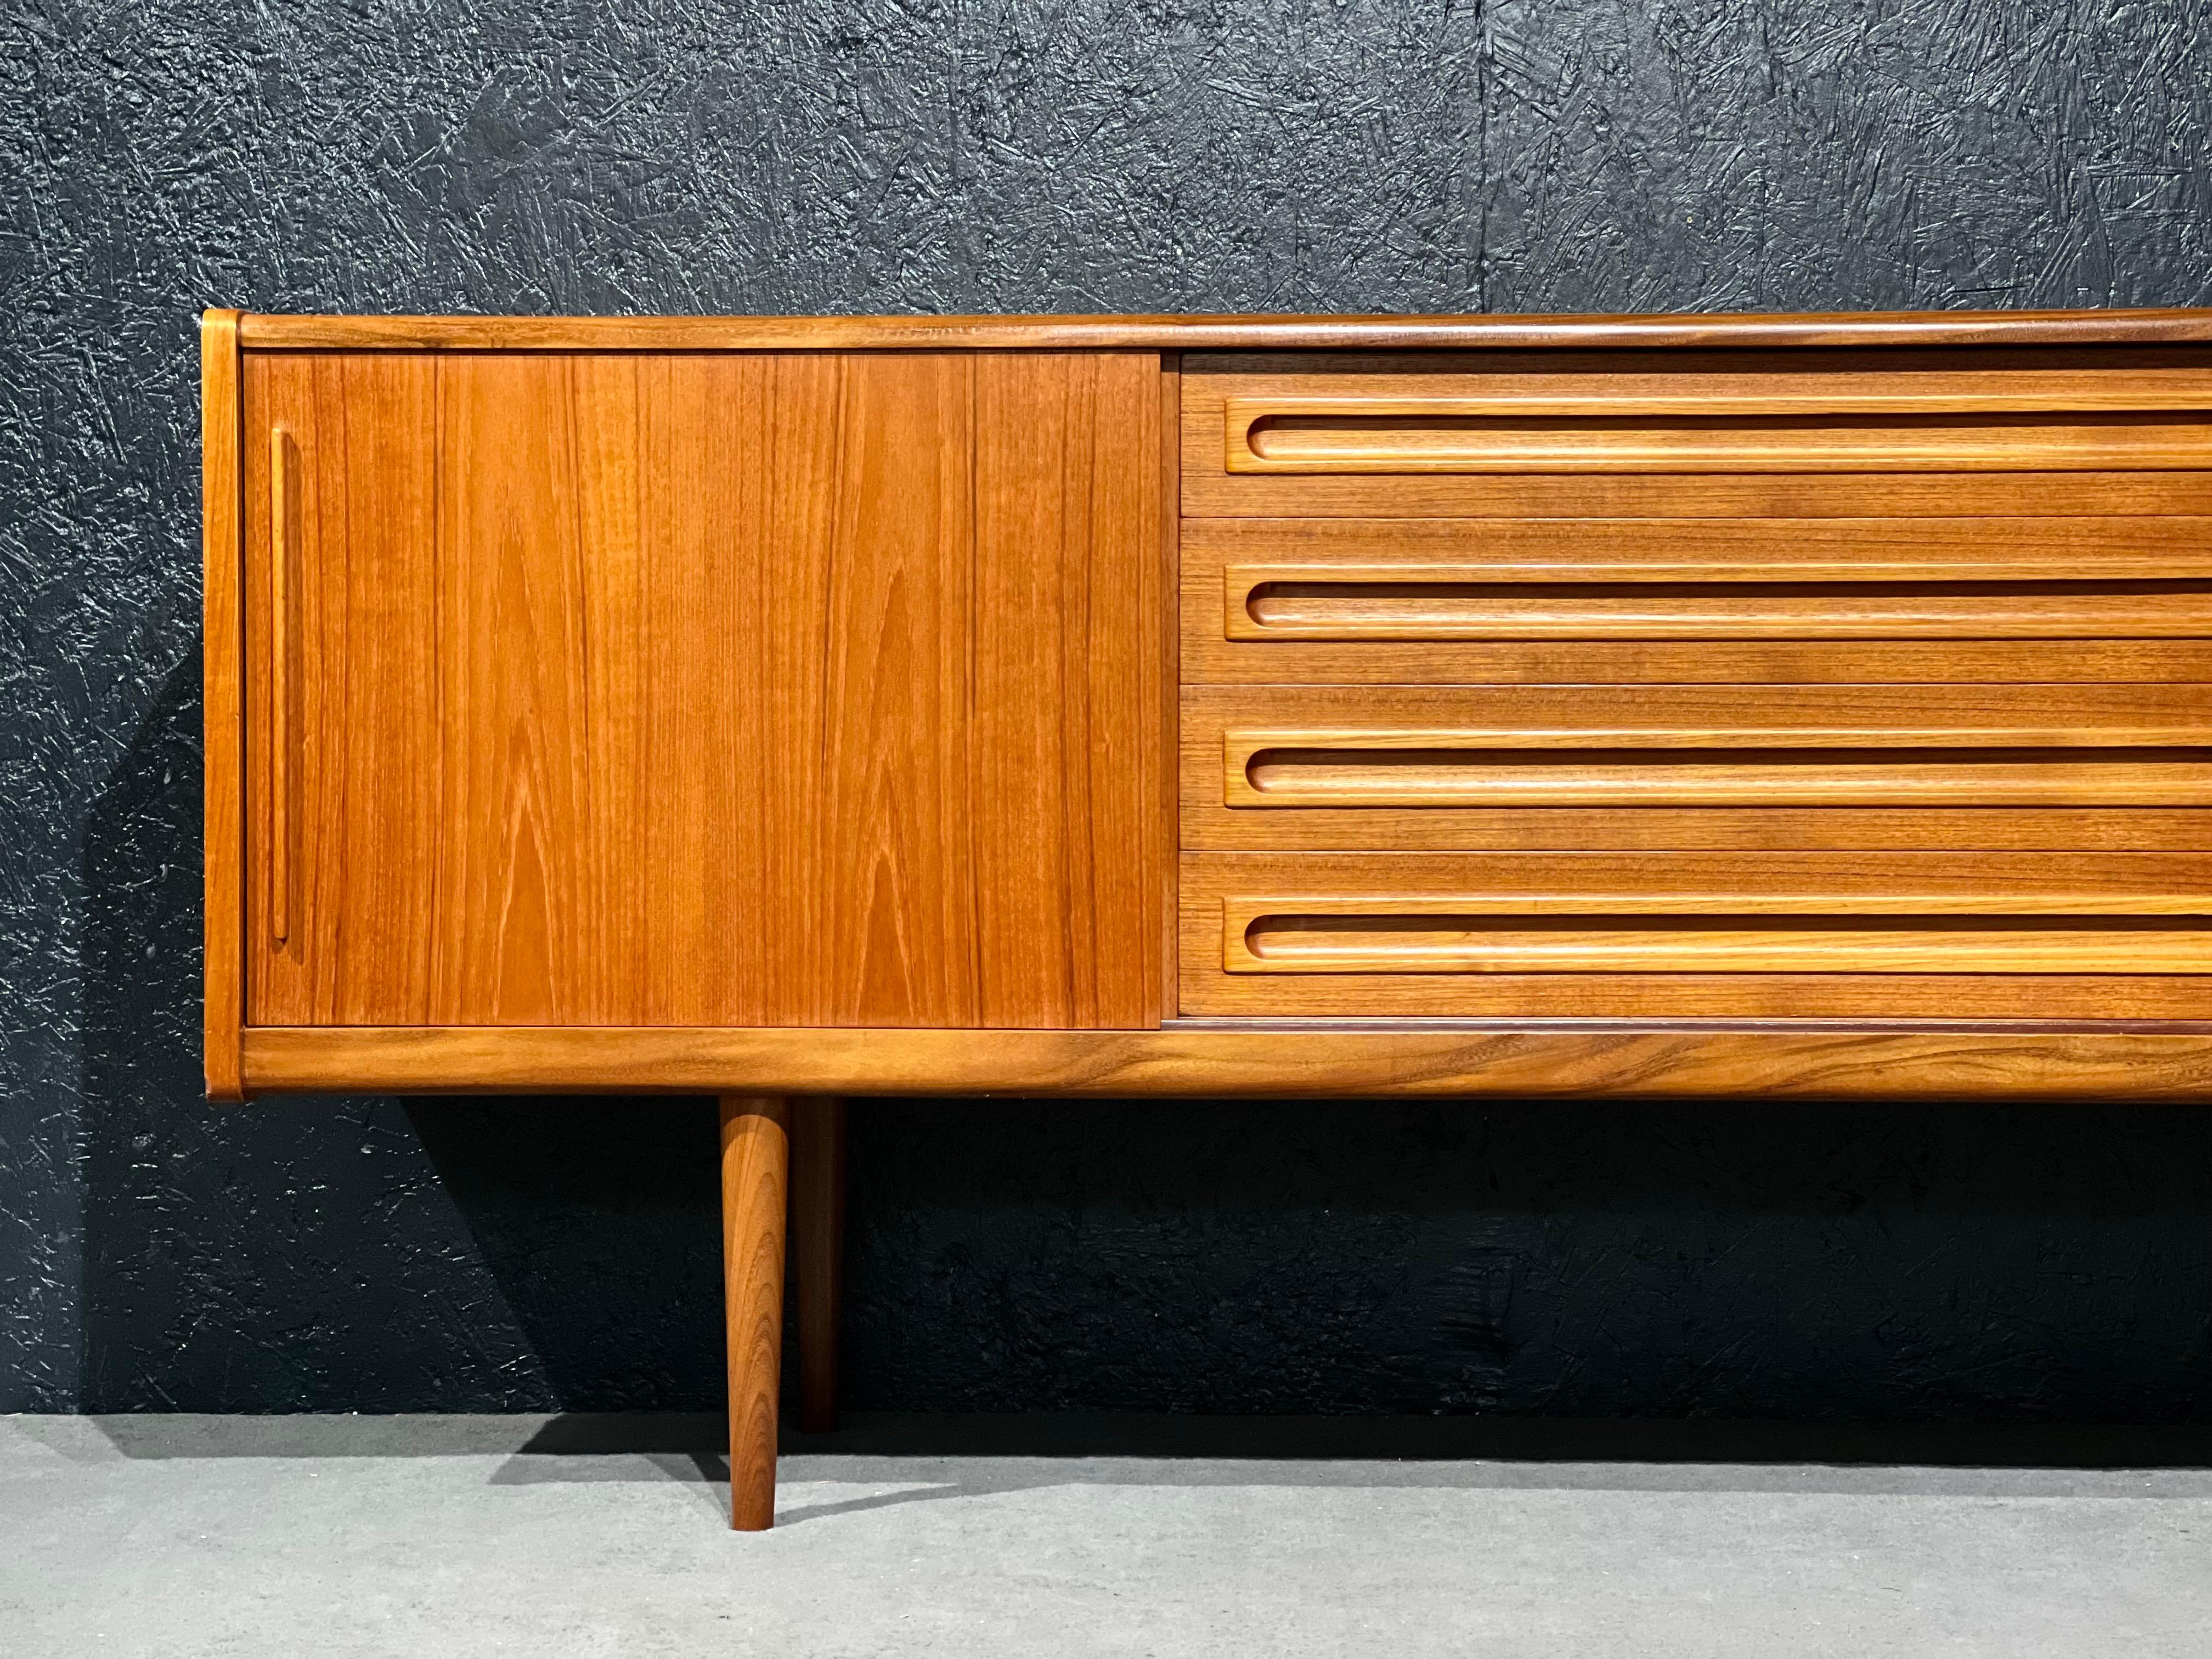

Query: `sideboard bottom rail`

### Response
(235, 1024, 2212, 1102)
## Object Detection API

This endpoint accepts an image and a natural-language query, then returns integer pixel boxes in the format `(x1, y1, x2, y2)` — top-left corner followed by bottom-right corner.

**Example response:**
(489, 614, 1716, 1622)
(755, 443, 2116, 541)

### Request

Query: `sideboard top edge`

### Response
(225, 307, 2212, 353)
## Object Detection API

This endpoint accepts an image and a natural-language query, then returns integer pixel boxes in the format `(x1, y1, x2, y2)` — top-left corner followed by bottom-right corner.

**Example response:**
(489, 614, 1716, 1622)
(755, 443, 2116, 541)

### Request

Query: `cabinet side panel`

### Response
(201, 312, 244, 1097)
(972, 353, 1164, 1025)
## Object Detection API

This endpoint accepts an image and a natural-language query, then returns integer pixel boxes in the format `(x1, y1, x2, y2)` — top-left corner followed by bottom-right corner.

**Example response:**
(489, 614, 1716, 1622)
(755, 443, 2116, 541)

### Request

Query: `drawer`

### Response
(1181, 518, 2212, 685)
(1178, 851, 2212, 1019)
(1182, 349, 2212, 520)
(1183, 684, 2212, 852)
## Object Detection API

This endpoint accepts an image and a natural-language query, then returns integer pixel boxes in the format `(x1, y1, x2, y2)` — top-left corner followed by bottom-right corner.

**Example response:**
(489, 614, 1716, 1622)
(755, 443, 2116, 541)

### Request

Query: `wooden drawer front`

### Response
(1184, 685, 2212, 852)
(1179, 852, 2212, 1019)
(1184, 350, 2212, 518)
(1183, 518, 2212, 685)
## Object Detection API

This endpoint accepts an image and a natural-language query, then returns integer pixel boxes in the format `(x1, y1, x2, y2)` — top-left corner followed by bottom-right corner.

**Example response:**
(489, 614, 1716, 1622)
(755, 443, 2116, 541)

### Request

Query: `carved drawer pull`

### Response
(1223, 894, 2212, 976)
(1222, 726, 2212, 810)
(1222, 394, 2212, 475)
(1224, 564, 2212, 642)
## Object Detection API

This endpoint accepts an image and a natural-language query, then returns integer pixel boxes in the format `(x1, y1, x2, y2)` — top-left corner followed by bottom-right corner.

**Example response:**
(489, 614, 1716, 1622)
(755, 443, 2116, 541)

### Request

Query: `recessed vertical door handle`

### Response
(268, 426, 298, 949)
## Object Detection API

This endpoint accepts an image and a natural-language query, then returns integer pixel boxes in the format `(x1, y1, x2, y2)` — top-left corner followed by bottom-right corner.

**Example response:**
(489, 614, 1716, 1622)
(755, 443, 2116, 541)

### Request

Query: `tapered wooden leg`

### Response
(792, 1097, 847, 1434)
(720, 1094, 791, 1531)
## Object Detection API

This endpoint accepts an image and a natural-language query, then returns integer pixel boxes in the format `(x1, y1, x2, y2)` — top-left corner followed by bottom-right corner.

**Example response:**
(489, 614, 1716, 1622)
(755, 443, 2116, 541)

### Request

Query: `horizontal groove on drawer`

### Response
(1229, 573, 2212, 641)
(1184, 523, 2212, 682)
(1232, 745, 2212, 808)
(1184, 853, 2212, 1015)
(1223, 400, 2212, 476)
(1229, 912, 2212, 975)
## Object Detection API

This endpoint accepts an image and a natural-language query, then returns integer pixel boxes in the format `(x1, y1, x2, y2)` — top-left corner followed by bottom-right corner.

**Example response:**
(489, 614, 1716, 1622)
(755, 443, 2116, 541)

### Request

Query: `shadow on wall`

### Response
(66, 639, 2212, 1419)
(72, 641, 722, 1412)
(834, 1091, 2212, 1423)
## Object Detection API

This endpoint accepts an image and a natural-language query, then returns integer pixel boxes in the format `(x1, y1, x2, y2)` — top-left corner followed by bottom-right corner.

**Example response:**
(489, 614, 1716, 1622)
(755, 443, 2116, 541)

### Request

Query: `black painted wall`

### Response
(6, 1, 2212, 1418)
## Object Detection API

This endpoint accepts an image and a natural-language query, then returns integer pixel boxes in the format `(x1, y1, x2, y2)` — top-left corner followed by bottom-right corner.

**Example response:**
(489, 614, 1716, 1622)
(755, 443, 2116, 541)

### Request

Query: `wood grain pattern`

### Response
(1185, 350, 2212, 517)
(1184, 802, 2212, 855)
(1196, 682, 2212, 749)
(1226, 904, 2212, 975)
(1226, 571, 2212, 644)
(207, 313, 2212, 1105)
(1180, 852, 2212, 1019)
(266, 426, 298, 948)
(233, 307, 2212, 353)
(432, 353, 631, 1024)
(1160, 353, 1184, 1014)
(239, 1024, 2212, 1101)
(201, 309, 245, 1102)
(241, 352, 1163, 1029)
(1227, 744, 2212, 810)
(1185, 460, 2212, 524)
(970, 355, 1164, 1025)
(1184, 684, 2212, 850)
(1187, 476, 2212, 523)
(1184, 520, 2212, 684)
(242, 353, 441, 1019)
(1193, 347, 2212, 391)
(791, 1097, 846, 1436)
(1237, 386, 2212, 417)
(720, 1095, 789, 1531)
(1223, 398, 2212, 477)
(1213, 870, 2212, 915)
(808, 352, 977, 1024)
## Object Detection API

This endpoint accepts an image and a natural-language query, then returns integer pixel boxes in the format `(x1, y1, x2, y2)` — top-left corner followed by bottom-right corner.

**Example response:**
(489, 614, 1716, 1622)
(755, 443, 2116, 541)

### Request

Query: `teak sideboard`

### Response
(204, 306, 2212, 1527)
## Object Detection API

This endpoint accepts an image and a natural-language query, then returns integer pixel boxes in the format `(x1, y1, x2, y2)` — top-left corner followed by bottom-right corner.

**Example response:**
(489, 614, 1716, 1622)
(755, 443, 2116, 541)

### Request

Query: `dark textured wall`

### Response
(5, 0, 2212, 1417)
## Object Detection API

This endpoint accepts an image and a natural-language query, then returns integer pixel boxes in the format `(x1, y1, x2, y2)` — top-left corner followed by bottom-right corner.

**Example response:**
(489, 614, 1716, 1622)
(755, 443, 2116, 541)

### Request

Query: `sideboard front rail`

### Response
(239, 1024, 2212, 1101)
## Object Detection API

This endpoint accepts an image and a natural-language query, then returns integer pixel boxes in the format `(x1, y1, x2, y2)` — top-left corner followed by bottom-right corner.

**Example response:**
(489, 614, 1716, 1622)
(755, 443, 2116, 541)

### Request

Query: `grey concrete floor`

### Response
(4, 1414, 2211, 1657)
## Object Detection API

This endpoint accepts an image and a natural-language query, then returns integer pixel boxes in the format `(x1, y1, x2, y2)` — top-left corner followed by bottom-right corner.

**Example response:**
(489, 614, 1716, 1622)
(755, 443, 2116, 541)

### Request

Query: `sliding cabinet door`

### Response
(241, 352, 1163, 1028)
